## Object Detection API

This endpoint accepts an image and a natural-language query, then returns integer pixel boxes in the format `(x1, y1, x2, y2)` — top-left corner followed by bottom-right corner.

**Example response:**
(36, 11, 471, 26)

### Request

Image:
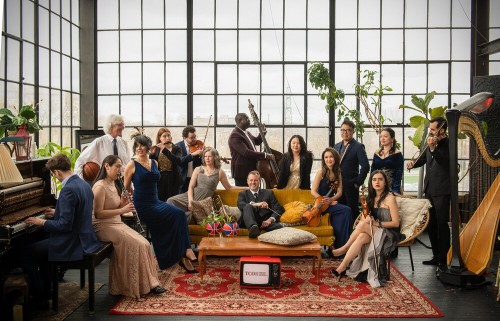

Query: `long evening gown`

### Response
(370, 153, 404, 193)
(92, 180, 160, 298)
(346, 208, 403, 287)
(318, 178, 352, 249)
(132, 160, 191, 270)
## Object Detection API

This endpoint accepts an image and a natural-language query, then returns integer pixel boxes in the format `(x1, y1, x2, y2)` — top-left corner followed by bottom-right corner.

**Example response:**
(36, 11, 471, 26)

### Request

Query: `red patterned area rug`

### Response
(110, 257, 443, 318)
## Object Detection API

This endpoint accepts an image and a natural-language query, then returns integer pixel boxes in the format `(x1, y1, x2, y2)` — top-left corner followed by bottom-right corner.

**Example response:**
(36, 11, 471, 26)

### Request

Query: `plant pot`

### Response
(222, 222, 239, 236)
(14, 125, 32, 161)
(205, 222, 222, 236)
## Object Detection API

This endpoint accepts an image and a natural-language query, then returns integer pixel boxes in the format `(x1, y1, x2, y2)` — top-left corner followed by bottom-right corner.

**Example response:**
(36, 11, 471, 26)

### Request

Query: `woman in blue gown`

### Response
(370, 128, 404, 193)
(124, 135, 197, 272)
(311, 147, 352, 250)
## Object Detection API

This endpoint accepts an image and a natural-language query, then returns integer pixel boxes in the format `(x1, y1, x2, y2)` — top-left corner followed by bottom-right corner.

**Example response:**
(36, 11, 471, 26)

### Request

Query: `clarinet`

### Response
(117, 174, 145, 234)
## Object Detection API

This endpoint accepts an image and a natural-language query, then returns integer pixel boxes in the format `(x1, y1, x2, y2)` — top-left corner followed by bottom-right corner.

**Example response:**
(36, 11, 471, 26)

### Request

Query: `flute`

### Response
(117, 174, 145, 234)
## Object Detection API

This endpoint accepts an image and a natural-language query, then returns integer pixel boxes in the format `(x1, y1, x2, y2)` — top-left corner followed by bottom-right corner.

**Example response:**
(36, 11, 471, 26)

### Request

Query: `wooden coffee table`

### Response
(197, 237, 322, 283)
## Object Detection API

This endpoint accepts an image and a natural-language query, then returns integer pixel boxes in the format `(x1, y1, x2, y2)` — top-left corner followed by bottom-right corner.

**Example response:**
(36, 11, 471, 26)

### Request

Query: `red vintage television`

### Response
(239, 256, 281, 288)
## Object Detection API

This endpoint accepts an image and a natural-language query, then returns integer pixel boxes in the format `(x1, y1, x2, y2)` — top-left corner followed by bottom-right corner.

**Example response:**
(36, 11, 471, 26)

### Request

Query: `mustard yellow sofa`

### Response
(188, 189, 334, 246)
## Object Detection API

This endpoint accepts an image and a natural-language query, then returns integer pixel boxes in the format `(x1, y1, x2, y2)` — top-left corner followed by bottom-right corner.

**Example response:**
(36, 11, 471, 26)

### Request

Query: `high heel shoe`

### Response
(179, 258, 198, 274)
(150, 286, 166, 295)
(331, 269, 346, 281)
(329, 247, 344, 260)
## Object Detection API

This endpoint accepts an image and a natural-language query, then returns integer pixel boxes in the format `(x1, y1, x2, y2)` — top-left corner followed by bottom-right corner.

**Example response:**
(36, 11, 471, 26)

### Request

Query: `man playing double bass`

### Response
(228, 113, 274, 186)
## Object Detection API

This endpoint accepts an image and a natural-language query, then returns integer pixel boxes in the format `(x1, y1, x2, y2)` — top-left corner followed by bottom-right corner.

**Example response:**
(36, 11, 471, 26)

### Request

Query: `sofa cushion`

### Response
(280, 201, 309, 223)
(222, 205, 242, 221)
(396, 197, 432, 238)
(258, 227, 317, 246)
(191, 197, 214, 225)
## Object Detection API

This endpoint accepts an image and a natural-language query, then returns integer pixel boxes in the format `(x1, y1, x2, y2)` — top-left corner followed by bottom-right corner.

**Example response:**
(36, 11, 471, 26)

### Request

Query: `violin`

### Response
(189, 140, 204, 153)
(302, 182, 337, 227)
(360, 194, 370, 218)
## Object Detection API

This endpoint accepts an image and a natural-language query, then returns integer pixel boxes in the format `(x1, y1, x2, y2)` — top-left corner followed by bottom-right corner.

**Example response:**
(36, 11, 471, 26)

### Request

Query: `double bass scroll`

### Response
(247, 99, 282, 188)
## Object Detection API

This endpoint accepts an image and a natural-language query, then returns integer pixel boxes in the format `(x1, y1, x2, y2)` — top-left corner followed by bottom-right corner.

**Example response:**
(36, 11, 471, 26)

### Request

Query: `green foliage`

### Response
(38, 142, 80, 192)
(0, 104, 43, 137)
(399, 91, 447, 156)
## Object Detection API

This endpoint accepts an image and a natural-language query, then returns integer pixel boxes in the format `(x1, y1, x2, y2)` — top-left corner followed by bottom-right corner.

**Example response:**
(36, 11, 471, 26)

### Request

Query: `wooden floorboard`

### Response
(63, 233, 500, 321)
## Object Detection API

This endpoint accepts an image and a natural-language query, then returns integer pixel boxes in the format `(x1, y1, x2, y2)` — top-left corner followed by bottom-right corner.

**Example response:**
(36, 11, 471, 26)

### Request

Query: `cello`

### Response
(247, 99, 282, 188)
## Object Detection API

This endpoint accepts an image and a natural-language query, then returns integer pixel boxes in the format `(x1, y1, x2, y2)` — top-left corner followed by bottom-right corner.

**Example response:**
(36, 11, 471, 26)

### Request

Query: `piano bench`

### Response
(50, 242, 113, 315)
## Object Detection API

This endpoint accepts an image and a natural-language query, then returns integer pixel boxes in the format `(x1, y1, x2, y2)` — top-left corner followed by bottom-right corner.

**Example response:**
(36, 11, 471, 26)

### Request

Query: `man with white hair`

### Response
(75, 114, 131, 179)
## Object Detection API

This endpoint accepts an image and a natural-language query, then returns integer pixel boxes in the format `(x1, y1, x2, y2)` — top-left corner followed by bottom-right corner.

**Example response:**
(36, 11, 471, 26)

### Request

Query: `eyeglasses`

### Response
(340, 129, 352, 133)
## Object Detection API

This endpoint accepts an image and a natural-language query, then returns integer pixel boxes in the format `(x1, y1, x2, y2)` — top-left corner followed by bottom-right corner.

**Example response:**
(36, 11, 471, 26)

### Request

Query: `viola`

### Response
(302, 182, 337, 227)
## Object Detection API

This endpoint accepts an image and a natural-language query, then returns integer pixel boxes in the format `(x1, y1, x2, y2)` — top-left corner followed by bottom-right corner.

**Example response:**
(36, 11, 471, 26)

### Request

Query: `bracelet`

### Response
(378, 221, 382, 228)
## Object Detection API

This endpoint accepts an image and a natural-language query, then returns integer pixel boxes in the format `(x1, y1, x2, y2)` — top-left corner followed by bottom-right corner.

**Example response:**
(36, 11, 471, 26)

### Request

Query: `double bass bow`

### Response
(247, 99, 282, 188)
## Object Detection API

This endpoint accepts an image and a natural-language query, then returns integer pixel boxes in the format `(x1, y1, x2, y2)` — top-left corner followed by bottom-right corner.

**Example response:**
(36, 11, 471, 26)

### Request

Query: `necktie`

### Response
(112, 138, 118, 156)
(254, 193, 258, 199)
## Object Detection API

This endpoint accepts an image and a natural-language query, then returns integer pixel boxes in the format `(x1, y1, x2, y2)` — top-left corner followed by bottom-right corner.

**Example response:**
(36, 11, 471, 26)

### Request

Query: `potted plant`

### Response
(202, 208, 225, 236)
(0, 104, 43, 138)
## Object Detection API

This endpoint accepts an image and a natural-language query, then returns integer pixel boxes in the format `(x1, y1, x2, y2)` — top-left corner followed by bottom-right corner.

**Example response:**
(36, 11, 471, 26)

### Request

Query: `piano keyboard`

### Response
(10, 213, 47, 234)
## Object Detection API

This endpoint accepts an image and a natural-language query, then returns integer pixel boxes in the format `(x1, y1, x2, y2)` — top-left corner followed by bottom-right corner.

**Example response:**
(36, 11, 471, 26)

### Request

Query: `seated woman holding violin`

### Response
(150, 128, 182, 201)
(310, 147, 352, 251)
(330, 170, 403, 288)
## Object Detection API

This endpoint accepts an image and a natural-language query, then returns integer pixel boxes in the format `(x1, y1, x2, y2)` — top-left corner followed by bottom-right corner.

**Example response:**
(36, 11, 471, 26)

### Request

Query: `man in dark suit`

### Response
(176, 125, 203, 193)
(228, 113, 274, 186)
(23, 154, 102, 309)
(237, 171, 284, 238)
(407, 117, 450, 273)
(334, 119, 370, 223)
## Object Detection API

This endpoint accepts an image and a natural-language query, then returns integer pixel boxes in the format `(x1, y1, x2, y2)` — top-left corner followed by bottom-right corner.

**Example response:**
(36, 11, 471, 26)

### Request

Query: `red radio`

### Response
(239, 256, 281, 288)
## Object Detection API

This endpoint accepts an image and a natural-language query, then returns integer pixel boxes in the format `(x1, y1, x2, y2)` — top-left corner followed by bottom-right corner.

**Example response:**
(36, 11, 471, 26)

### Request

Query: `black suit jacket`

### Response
(228, 127, 266, 182)
(237, 189, 284, 222)
(412, 137, 451, 196)
(334, 139, 370, 188)
(277, 151, 313, 189)
(176, 140, 202, 188)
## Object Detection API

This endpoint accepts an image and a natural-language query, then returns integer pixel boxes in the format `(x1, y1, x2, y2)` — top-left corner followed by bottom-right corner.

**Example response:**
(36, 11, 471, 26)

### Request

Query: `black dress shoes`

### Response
(422, 257, 439, 266)
(248, 225, 260, 238)
(150, 286, 166, 295)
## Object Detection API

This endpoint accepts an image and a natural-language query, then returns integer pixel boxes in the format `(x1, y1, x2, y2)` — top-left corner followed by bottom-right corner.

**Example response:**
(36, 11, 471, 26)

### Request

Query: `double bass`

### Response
(247, 99, 282, 188)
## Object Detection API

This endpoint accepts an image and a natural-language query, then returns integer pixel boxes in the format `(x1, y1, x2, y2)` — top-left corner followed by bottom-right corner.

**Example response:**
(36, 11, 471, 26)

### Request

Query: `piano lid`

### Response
(0, 144, 23, 184)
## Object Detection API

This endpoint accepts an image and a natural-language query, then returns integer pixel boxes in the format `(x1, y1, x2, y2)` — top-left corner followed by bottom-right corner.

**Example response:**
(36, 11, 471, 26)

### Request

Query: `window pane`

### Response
(307, 95, 329, 126)
(284, 30, 306, 61)
(405, 29, 427, 61)
(239, 30, 260, 61)
(262, 65, 283, 94)
(216, 0, 237, 28)
(334, 63, 357, 94)
(62, 20, 71, 55)
(284, 64, 304, 94)
(72, 58, 80, 93)
(308, 0, 329, 28)
(39, 48, 50, 87)
(98, 31, 119, 62)
(359, 30, 380, 61)
(380, 95, 403, 124)
(6, 82, 19, 108)
(166, 0, 187, 28)
(166, 63, 187, 93)
(120, 63, 142, 94)
(72, 93, 80, 126)
(51, 89, 61, 125)
(193, 0, 214, 28)
(120, 0, 141, 29)
(51, 51, 61, 89)
(239, 0, 260, 28)
(428, 64, 449, 93)
(193, 31, 214, 61)
(217, 64, 237, 94)
(22, 0, 35, 42)
(143, 0, 164, 29)
(0, 38, 4, 79)
(239, 65, 260, 94)
(405, 0, 427, 28)
(382, 0, 403, 28)
(193, 63, 214, 93)
(165, 95, 187, 125)
(193, 95, 214, 126)
(381, 64, 403, 94)
(51, 0, 60, 14)
(262, 0, 283, 28)
(359, 0, 380, 28)
(335, 0, 357, 28)
(428, 30, 450, 61)
(261, 96, 283, 125)
(404, 64, 427, 94)
(166, 31, 187, 61)
(120, 31, 142, 61)
(451, 62, 470, 93)
(39, 8, 50, 48)
(143, 63, 165, 94)
(62, 55, 71, 91)
(6, 0, 21, 37)
(262, 30, 283, 61)
(72, 0, 79, 24)
(308, 30, 329, 61)
(429, 0, 450, 27)
(98, 96, 120, 125)
(284, 95, 304, 125)
(143, 95, 165, 126)
(62, 91, 71, 125)
(335, 30, 357, 61)
(285, 0, 306, 28)
(216, 95, 237, 125)
(97, 0, 118, 29)
(216, 30, 237, 61)
(51, 13, 61, 52)
(62, 0, 70, 19)
(72, 25, 79, 59)
(39, 88, 50, 126)
(23, 43, 35, 84)
(22, 84, 35, 106)
(452, 29, 470, 60)
(308, 127, 329, 156)
(120, 95, 142, 126)
(382, 30, 403, 61)
(143, 30, 165, 61)
(97, 63, 119, 94)
(452, 0, 470, 27)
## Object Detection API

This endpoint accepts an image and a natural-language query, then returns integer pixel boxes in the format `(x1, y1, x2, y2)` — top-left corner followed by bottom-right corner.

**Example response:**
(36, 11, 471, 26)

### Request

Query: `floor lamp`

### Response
(440, 92, 494, 286)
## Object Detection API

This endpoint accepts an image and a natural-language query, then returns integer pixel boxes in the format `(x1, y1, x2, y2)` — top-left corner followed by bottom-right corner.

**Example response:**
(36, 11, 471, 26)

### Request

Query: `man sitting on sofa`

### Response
(237, 171, 285, 238)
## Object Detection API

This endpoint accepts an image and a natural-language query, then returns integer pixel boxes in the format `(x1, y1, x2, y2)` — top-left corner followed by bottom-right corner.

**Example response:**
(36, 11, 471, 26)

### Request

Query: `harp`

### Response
(446, 112, 500, 276)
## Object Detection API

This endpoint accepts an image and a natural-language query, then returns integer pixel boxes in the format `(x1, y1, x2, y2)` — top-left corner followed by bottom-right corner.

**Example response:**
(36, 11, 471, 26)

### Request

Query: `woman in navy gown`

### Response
(311, 147, 352, 250)
(370, 128, 404, 193)
(124, 135, 197, 273)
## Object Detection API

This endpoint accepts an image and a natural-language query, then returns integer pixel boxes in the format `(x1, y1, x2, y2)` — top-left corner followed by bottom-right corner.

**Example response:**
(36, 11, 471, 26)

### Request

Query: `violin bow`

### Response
(202, 114, 212, 145)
